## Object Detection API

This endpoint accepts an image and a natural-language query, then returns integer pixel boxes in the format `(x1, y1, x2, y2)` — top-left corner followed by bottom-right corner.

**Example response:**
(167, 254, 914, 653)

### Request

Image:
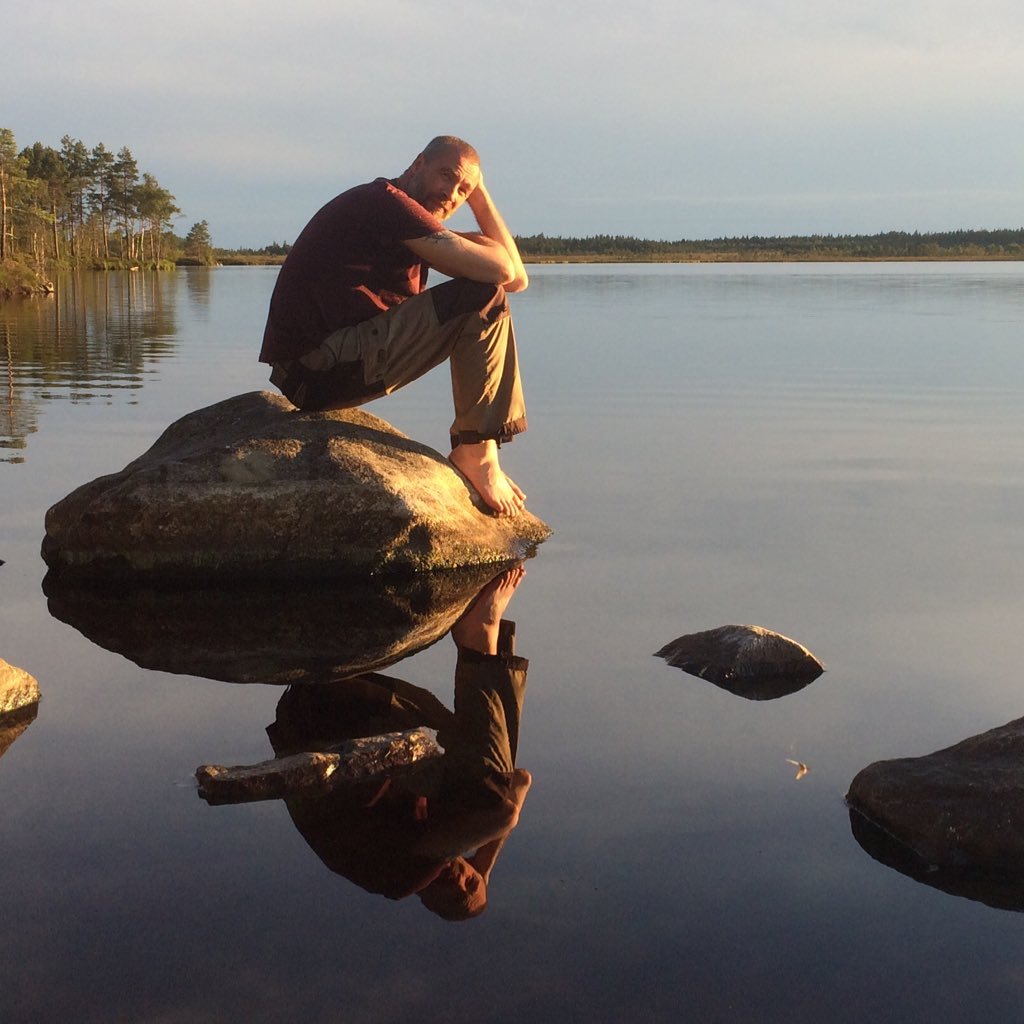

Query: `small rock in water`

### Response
(195, 727, 442, 805)
(654, 624, 825, 700)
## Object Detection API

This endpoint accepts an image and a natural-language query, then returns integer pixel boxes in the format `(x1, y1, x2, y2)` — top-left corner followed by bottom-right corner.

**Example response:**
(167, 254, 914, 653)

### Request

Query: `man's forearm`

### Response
(467, 181, 529, 293)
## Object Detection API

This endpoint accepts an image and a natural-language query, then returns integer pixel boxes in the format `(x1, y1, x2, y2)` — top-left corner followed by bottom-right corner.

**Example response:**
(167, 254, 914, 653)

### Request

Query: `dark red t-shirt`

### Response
(259, 178, 446, 363)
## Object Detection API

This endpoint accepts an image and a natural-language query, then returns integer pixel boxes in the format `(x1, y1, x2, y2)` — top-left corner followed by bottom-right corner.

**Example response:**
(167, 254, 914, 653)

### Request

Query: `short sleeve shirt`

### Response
(259, 178, 446, 363)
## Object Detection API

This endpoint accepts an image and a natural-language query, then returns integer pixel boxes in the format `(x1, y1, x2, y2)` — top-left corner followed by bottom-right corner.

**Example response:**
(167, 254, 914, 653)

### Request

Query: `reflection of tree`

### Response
(0, 270, 181, 459)
(183, 265, 214, 306)
(2, 322, 36, 463)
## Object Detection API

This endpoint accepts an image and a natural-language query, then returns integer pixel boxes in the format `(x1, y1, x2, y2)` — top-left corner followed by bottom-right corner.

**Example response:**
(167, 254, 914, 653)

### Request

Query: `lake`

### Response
(3, 261, 1024, 1022)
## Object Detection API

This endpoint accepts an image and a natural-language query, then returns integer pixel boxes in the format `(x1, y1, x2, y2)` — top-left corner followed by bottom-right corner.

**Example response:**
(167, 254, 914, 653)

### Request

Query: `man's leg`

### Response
(270, 279, 528, 515)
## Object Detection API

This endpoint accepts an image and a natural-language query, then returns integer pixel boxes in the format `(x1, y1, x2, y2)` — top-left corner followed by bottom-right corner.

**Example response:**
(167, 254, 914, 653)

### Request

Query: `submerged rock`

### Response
(41, 390, 551, 581)
(847, 716, 1024, 872)
(654, 624, 825, 699)
(196, 728, 442, 805)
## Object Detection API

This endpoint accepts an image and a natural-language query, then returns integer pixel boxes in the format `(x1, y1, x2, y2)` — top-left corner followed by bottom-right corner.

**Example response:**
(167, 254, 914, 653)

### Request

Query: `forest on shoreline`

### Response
(3, 127, 1022, 296)
(514, 228, 1024, 263)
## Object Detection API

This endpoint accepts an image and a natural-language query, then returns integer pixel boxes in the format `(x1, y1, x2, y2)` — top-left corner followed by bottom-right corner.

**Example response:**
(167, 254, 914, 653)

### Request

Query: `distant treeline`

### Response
(514, 228, 1024, 261)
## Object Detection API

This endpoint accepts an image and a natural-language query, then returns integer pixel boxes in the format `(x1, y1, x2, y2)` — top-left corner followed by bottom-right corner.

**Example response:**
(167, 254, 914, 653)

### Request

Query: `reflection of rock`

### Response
(849, 807, 1024, 913)
(0, 658, 41, 760)
(196, 728, 442, 805)
(41, 390, 551, 581)
(44, 563, 510, 684)
(654, 624, 825, 699)
(847, 716, 1024, 873)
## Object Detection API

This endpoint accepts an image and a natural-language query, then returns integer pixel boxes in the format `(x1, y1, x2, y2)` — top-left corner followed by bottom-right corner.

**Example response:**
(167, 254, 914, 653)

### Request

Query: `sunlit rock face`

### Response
(654, 624, 825, 700)
(0, 658, 39, 716)
(40, 390, 551, 581)
(847, 716, 1024, 873)
(0, 658, 41, 761)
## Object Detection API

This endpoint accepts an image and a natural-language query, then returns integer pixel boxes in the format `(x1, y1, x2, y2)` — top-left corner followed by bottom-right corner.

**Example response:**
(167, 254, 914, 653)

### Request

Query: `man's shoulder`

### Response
(315, 178, 437, 228)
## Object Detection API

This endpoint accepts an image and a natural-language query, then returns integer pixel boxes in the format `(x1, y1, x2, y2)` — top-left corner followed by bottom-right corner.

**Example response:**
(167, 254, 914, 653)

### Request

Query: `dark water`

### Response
(3, 263, 1024, 1022)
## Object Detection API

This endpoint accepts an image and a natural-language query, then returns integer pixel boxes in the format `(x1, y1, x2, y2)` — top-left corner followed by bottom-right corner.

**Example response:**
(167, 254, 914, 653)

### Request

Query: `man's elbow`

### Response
(504, 270, 529, 293)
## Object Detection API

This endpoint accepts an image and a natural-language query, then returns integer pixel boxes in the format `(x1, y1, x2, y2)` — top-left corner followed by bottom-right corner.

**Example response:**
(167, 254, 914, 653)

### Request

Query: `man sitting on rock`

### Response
(260, 135, 530, 517)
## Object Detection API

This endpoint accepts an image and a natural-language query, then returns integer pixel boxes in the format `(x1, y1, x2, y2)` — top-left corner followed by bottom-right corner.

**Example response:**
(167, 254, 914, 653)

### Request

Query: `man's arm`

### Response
(464, 179, 529, 293)
(404, 229, 515, 287)
(403, 176, 528, 292)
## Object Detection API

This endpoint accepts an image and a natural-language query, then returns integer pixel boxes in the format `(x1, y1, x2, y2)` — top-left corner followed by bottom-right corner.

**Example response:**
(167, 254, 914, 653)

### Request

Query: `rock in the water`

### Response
(0, 659, 41, 761)
(41, 390, 551, 580)
(654, 624, 825, 699)
(847, 716, 1024, 871)
(0, 658, 40, 716)
(196, 727, 442, 804)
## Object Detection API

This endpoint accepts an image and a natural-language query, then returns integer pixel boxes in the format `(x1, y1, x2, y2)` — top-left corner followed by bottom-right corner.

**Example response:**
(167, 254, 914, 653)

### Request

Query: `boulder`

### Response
(847, 716, 1024, 872)
(41, 391, 551, 581)
(654, 624, 825, 699)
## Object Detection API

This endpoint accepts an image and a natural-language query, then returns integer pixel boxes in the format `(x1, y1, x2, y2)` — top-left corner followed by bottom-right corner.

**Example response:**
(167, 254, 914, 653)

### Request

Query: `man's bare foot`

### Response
(451, 565, 526, 654)
(449, 439, 526, 517)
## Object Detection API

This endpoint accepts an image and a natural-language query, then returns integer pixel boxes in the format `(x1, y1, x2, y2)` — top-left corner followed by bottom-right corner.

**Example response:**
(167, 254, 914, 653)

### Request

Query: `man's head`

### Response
(397, 136, 481, 221)
(417, 856, 488, 921)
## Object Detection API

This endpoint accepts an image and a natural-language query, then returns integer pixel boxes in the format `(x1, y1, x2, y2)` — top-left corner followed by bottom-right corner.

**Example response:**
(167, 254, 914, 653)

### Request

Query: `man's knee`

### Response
(430, 278, 507, 324)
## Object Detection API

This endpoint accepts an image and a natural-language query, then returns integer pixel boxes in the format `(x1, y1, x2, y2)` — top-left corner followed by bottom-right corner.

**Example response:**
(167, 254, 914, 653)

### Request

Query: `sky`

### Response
(7, 0, 1024, 248)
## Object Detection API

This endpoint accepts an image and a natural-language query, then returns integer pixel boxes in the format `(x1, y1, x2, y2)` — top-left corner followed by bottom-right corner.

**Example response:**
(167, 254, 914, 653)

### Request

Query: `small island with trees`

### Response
(2, 127, 1022, 296)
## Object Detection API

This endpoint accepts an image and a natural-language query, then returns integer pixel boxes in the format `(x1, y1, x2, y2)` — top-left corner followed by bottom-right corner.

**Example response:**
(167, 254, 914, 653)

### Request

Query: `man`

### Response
(259, 136, 530, 517)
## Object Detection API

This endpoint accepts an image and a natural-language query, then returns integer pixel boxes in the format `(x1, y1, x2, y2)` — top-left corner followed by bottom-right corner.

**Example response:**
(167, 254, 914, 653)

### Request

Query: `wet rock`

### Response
(0, 659, 41, 761)
(847, 716, 1024, 872)
(196, 727, 442, 804)
(654, 624, 825, 699)
(0, 658, 40, 716)
(44, 562, 510, 685)
(41, 390, 551, 581)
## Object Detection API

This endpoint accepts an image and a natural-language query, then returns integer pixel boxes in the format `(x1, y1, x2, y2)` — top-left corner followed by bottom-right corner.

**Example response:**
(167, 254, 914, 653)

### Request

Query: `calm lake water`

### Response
(3, 262, 1024, 1022)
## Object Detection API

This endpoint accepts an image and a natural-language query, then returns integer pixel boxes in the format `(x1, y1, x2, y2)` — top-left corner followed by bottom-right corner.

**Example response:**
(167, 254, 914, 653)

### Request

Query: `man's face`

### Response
(404, 149, 480, 221)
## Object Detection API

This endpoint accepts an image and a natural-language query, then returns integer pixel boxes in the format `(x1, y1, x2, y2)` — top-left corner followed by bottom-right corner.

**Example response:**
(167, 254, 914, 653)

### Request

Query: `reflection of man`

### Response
(270, 567, 530, 920)
(259, 136, 530, 517)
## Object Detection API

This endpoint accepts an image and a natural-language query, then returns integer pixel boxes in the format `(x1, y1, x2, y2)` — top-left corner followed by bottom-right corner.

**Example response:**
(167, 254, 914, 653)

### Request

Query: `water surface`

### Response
(3, 262, 1024, 1022)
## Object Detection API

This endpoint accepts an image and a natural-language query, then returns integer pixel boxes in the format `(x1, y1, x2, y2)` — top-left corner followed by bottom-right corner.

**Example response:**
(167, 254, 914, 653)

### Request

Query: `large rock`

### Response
(847, 716, 1024, 871)
(41, 391, 551, 580)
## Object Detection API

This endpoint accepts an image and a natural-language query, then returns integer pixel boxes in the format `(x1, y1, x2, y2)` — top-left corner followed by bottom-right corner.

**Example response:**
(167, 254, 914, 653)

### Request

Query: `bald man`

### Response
(260, 136, 530, 516)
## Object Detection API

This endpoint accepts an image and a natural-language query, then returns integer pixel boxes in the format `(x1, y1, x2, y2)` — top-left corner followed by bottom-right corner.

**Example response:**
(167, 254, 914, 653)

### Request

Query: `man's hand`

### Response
(465, 178, 529, 292)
